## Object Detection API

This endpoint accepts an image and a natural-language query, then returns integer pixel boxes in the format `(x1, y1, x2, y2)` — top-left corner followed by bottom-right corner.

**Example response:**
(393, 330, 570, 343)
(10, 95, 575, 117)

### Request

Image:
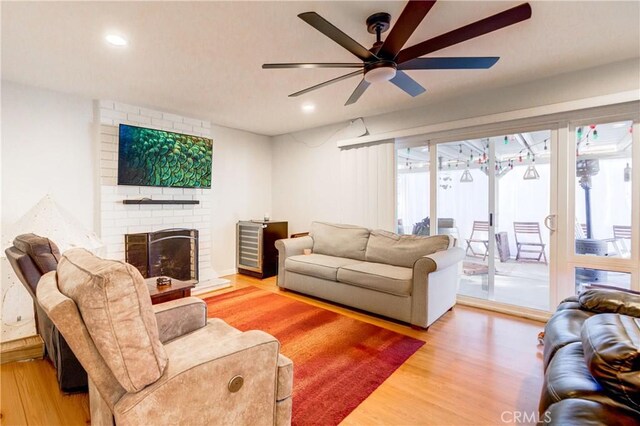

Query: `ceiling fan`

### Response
(263, 1, 532, 105)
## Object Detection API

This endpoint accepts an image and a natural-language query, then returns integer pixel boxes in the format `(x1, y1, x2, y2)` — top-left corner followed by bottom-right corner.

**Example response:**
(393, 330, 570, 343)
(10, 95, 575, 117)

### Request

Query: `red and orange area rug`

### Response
(204, 286, 424, 426)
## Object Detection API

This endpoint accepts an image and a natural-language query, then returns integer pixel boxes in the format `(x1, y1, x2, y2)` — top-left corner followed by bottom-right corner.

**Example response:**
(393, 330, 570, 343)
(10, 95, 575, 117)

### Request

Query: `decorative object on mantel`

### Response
(205, 286, 425, 425)
(122, 198, 199, 205)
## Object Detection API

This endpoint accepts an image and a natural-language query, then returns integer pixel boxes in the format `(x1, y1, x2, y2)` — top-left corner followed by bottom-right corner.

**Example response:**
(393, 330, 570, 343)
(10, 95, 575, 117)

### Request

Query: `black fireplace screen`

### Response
(125, 228, 198, 281)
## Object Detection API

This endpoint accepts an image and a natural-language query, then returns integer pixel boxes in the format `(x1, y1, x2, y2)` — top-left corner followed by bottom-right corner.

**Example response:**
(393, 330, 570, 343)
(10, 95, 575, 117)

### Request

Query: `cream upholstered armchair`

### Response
(36, 249, 293, 426)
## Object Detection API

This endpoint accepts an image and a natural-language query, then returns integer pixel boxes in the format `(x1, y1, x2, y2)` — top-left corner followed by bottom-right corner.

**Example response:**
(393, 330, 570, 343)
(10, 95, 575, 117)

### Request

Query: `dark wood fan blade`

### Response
(289, 70, 364, 97)
(399, 57, 499, 70)
(390, 71, 426, 97)
(263, 63, 364, 69)
(396, 3, 532, 64)
(378, 1, 436, 60)
(345, 79, 371, 105)
(298, 12, 377, 62)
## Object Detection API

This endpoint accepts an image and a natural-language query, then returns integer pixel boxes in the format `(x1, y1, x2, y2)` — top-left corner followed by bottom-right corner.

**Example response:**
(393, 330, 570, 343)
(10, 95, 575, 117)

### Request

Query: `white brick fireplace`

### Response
(98, 100, 228, 293)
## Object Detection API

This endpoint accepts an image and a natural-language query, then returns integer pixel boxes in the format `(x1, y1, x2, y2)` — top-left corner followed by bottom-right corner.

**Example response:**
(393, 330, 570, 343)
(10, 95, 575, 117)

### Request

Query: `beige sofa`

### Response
(36, 249, 293, 426)
(276, 222, 465, 329)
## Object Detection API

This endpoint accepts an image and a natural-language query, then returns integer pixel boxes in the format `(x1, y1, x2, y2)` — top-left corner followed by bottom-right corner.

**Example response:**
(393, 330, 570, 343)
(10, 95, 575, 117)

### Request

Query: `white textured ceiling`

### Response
(2, 1, 639, 136)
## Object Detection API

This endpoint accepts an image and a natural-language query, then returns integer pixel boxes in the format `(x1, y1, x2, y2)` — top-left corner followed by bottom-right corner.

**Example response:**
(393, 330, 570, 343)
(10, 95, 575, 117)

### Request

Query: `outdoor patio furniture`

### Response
(611, 225, 631, 256)
(412, 217, 457, 237)
(495, 231, 511, 262)
(513, 221, 547, 264)
(465, 221, 490, 261)
(578, 223, 588, 238)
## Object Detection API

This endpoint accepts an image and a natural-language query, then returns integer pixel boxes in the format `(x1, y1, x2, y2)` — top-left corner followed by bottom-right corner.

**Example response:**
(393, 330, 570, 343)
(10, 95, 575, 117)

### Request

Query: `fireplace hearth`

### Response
(125, 228, 198, 282)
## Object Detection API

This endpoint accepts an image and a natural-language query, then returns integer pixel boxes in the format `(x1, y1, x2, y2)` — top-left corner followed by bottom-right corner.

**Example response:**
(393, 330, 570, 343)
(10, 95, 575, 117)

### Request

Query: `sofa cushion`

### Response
(543, 308, 595, 369)
(539, 342, 605, 413)
(542, 398, 640, 426)
(337, 262, 413, 297)
(581, 314, 640, 412)
(57, 249, 167, 393)
(365, 230, 452, 268)
(310, 222, 370, 261)
(285, 254, 360, 281)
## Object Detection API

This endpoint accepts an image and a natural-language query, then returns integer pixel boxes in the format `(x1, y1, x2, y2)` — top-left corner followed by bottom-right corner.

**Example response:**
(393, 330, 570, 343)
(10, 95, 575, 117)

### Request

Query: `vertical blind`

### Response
(339, 140, 395, 231)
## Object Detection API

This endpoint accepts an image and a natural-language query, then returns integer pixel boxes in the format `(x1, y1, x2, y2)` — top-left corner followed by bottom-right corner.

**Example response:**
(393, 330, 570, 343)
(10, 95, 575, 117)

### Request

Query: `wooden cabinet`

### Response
(237, 221, 288, 279)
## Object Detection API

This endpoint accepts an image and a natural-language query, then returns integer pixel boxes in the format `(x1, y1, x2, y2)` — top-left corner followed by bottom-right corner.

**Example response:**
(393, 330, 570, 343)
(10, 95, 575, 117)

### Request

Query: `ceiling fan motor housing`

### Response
(364, 60, 397, 83)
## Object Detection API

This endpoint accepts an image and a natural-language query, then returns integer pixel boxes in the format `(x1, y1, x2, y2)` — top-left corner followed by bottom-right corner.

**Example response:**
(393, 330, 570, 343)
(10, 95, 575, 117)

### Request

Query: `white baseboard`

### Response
(217, 268, 237, 278)
(192, 277, 231, 295)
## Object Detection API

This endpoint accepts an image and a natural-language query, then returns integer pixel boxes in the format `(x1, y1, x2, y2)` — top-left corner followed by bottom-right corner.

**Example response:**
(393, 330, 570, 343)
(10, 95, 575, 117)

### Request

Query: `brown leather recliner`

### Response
(540, 287, 640, 424)
(5, 234, 88, 392)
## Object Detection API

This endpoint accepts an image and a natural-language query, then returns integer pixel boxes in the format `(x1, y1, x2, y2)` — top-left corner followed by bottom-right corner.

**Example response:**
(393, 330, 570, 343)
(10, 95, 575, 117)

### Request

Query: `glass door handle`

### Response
(544, 214, 557, 232)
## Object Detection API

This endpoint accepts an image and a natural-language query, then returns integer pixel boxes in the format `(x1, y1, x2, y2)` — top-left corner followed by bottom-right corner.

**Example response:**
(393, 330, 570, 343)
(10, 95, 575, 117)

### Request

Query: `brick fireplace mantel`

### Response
(97, 100, 230, 294)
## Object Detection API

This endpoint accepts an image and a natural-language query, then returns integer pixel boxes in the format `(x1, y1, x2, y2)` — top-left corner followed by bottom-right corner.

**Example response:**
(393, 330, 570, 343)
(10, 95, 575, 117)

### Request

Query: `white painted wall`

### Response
(210, 124, 272, 276)
(0, 82, 272, 341)
(1, 81, 95, 340)
(1, 82, 96, 234)
(272, 59, 640, 234)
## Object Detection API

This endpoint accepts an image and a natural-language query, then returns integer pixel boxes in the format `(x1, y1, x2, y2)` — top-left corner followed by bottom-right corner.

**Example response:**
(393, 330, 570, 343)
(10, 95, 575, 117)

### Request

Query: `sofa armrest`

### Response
(153, 297, 207, 343)
(422, 247, 465, 271)
(114, 329, 283, 425)
(411, 247, 465, 328)
(275, 236, 314, 287)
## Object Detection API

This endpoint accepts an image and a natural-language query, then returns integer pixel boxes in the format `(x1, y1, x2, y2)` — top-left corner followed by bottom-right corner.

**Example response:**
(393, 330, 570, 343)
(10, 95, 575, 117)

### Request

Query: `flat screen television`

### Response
(118, 124, 213, 188)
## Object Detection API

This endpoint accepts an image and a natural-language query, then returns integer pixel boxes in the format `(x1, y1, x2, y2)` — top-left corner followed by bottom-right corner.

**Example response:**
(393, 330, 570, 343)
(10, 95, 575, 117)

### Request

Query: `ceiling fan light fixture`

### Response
(364, 63, 397, 84)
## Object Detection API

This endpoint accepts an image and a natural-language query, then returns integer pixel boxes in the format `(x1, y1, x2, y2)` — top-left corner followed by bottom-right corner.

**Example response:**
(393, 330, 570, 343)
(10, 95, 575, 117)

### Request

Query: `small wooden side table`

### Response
(145, 277, 196, 305)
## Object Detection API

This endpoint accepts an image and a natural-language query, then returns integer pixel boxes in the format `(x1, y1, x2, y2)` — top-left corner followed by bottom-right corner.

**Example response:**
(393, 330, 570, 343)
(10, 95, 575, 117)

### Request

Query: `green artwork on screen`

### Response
(118, 124, 213, 188)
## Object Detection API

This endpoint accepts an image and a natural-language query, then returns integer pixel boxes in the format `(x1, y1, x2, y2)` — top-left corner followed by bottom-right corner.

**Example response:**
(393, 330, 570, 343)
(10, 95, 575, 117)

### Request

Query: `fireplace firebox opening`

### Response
(125, 228, 198, 282)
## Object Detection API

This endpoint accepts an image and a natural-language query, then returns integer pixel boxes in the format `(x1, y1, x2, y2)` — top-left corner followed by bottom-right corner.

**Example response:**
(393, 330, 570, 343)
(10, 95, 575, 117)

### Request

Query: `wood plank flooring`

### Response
(1, 274, 545, 425)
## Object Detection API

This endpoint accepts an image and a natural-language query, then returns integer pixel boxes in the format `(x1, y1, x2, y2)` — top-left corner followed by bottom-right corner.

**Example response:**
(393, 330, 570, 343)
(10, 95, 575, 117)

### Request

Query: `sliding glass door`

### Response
(395, 107, 639, 316)
(436, 131, 553, 311)
(571, 120, 635, 292)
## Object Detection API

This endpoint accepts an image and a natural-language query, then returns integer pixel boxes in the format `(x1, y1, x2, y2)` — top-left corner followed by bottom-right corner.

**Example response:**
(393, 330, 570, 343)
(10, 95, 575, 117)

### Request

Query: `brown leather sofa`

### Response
(539, 287, 640, 425)
(5, 234, 87, 392)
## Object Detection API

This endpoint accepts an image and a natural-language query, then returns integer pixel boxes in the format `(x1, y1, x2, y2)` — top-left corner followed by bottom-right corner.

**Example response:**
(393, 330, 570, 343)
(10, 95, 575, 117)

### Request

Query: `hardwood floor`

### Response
(1, 274, 545, 425)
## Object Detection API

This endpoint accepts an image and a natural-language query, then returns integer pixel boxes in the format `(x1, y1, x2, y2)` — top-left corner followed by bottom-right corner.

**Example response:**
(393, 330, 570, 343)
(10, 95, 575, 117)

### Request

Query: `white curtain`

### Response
(339, 141, 395, 231)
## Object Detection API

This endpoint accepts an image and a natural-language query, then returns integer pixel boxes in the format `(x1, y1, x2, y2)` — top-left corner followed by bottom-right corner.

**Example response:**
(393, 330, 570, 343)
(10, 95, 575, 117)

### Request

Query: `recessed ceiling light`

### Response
(105, 34, 128, 47)
(301, 103, 315, 113)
